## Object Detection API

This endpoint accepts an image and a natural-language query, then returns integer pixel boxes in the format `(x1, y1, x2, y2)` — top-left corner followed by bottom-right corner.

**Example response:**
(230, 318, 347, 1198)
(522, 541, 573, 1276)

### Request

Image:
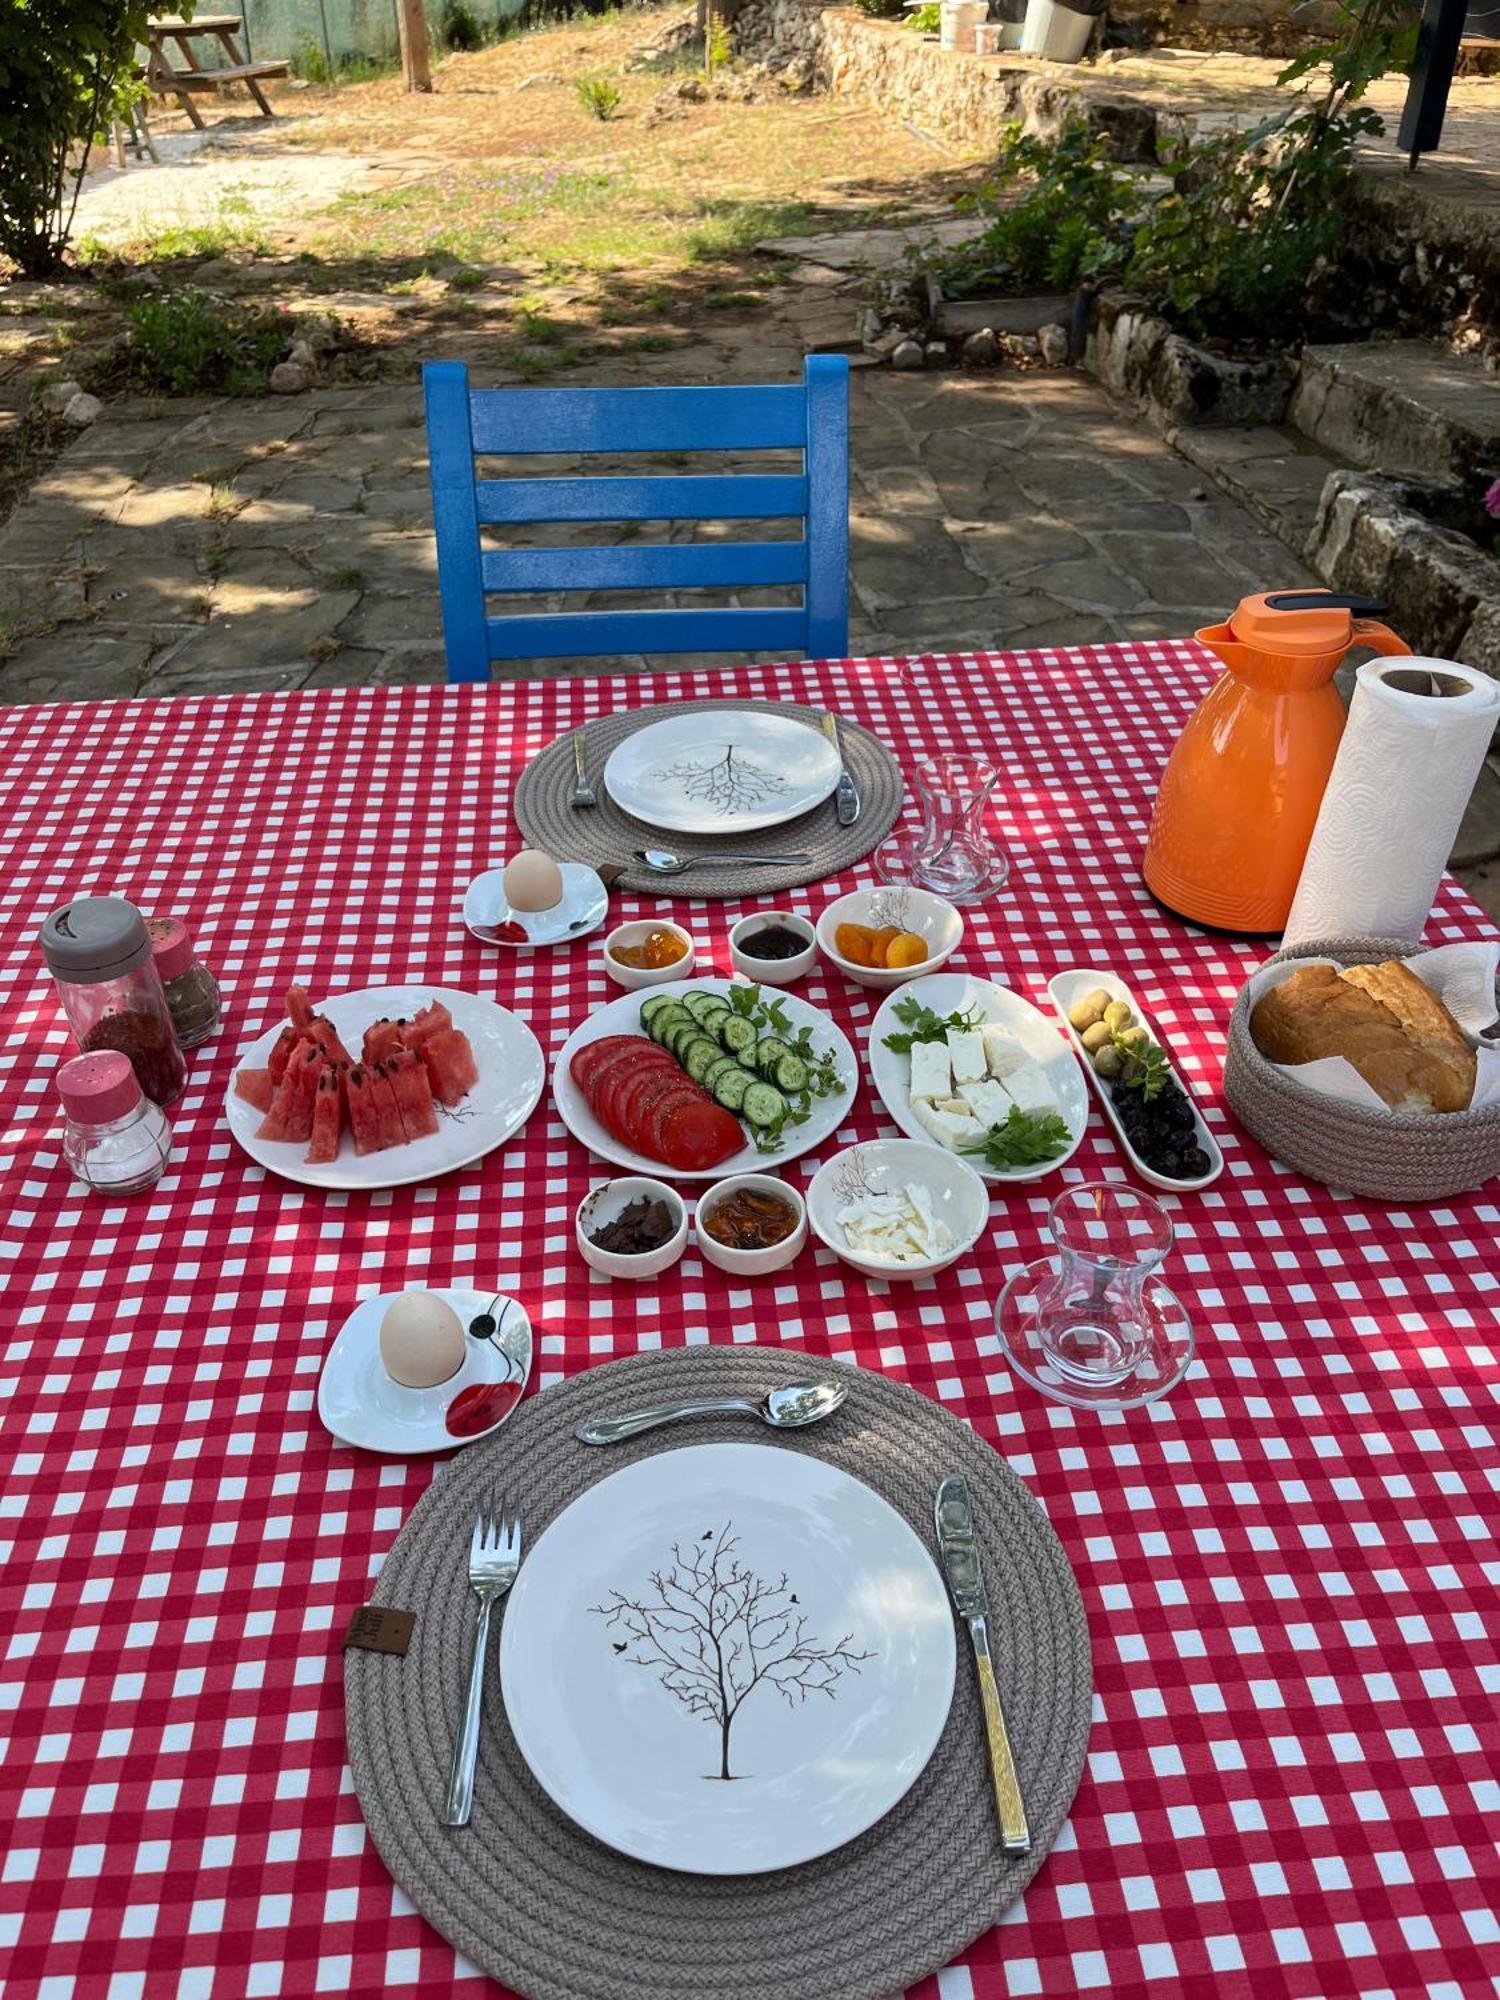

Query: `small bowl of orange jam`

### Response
(603, 919, 696, 991)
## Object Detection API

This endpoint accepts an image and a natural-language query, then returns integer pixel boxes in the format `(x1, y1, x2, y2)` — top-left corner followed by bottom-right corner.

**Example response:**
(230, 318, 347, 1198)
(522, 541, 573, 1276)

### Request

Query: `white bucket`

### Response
(941, 0, 991, 52)
(1019, 0, 1094, 61)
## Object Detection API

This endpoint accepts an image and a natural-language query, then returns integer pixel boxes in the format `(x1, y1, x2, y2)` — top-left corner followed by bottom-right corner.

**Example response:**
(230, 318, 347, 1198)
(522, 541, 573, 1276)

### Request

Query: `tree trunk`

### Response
(720, 1713, 732, 1780)
(395, 0, 433, 93)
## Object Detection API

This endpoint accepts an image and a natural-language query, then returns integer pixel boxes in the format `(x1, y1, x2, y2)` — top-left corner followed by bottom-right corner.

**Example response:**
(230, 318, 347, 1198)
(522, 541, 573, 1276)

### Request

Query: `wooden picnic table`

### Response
(145, 12, 289, 125)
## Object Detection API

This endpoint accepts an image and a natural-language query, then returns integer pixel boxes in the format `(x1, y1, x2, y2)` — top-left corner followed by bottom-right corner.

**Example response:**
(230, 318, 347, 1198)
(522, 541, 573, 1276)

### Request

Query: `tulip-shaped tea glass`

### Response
(875, 753, 1010, 904)
(996, 1183, 1194, 1410)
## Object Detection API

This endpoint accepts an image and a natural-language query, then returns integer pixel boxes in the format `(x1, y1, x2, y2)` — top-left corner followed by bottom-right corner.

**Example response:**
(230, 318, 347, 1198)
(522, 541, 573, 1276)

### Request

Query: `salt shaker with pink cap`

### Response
(58, 1050, 172, 1195)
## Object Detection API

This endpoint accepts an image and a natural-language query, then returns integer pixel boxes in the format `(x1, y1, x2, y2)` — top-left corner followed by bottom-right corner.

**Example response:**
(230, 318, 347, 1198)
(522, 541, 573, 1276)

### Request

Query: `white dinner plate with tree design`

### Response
(602, 709, 842, 835)
(498, 1441, 956, 1874)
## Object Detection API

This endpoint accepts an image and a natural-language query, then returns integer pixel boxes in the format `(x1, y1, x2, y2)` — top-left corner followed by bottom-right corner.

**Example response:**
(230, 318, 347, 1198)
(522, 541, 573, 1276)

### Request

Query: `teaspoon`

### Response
(574, 1378, 848, 1446)
(634, 847, 813, 876)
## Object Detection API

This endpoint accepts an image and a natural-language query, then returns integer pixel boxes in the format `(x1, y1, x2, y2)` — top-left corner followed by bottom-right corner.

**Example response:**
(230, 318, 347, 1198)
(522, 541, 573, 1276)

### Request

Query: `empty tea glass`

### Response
(995, 1183, 1193, 1411)
(875, 753, 1010, 904)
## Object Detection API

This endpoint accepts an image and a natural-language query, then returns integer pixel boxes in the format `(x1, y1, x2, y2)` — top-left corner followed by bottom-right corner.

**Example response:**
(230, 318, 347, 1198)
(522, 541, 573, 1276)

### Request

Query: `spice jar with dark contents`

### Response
(148, 917, 221, 1049)
(41, 897, 187, 1108)
(588, 1195, 679, 1257)
(702, 1185, 800, 1251)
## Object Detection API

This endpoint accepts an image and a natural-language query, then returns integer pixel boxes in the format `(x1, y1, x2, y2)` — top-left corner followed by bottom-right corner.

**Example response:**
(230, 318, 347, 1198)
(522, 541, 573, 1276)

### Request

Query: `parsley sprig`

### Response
(881, 994, 986, 1055)
(1112, 1030, 1169, 1101)
(961, 1106, 1072, 1172)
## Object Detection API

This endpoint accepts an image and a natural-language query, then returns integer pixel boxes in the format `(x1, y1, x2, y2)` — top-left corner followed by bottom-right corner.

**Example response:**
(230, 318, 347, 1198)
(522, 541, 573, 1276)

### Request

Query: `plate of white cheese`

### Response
(867, 972, 1089, 1182)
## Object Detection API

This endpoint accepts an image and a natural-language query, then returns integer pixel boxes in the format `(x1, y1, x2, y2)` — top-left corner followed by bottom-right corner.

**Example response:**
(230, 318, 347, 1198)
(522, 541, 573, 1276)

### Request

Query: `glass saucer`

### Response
(874, 828, 1010, 905)
(995, 1257, 1194, 1411)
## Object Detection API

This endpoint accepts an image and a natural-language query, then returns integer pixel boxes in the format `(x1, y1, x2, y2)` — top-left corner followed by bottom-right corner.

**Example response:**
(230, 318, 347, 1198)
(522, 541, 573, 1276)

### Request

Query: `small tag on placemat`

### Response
(344, 1605, 415, 1656)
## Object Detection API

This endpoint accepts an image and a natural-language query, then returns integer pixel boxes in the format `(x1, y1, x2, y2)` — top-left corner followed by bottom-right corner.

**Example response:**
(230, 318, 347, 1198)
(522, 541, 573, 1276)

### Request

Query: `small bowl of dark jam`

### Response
(576, 1176, 688, 1281)
(728, 911, 816, 988)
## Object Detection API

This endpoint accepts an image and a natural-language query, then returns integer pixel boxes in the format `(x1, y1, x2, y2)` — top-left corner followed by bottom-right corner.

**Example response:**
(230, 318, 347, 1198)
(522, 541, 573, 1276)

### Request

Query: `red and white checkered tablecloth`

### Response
(2, 645, 1499, 2000)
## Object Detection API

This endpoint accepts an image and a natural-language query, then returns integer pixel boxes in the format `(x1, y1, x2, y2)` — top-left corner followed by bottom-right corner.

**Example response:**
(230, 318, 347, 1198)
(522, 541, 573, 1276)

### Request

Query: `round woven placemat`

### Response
(512, 701, 904, 899)
(1224, 933, 1500, 1202)
(344, 1346, 1092, 2000)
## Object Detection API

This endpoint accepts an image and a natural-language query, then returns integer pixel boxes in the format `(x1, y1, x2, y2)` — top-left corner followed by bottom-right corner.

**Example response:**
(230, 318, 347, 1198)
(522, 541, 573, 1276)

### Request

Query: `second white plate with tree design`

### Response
(602, 709, 842, 834)
(498, 1441, 956, 1873)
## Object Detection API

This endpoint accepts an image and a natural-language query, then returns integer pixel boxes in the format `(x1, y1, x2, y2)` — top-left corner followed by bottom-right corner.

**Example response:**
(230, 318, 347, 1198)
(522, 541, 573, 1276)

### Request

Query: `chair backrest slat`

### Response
(423, 357, 849, 680)
(485, 606, 809, 662)
(480, 541, 808, 596)
(474, 473, 808, 526)
(468, 383, 808, 455)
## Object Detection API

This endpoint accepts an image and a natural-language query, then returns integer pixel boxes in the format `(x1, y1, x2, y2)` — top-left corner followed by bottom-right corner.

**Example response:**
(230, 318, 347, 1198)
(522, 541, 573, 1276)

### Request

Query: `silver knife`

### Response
(935, 1474, 1031, 1854)
(820, 712, 860, 826)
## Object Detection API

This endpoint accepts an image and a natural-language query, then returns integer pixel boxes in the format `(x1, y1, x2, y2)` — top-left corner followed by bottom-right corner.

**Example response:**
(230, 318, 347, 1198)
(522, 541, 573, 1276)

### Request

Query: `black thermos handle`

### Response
(1262, 589, 1389, 617)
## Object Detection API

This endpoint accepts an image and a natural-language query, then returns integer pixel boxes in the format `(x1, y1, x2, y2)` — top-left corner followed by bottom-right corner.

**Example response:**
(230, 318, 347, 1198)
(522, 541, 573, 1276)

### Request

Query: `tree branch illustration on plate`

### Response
(653, 745, 791, 816)
(591, 1523, 873, 1779)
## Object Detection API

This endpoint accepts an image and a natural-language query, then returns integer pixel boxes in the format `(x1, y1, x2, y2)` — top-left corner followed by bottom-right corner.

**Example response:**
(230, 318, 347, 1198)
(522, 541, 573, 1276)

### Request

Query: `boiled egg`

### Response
(503, 849, 563, 913)
(379, 1290, 466, 1389)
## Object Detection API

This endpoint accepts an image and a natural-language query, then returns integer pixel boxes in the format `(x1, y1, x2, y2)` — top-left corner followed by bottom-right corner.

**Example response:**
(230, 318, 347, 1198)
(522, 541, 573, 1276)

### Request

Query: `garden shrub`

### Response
(124, 291, 290, 395)
(0, 0, 162, 276)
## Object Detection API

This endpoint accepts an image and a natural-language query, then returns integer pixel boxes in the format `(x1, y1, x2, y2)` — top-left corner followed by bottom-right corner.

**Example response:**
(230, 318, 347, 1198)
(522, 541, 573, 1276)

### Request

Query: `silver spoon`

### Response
(574, 1378, 847, 1447)
(634, 847, 813, 876)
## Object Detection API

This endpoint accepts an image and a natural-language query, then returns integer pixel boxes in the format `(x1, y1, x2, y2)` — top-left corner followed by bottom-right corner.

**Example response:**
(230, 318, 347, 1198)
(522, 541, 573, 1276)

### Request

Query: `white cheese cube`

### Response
(981, 1027, 1027, 1079)
(912, 1098, 986, 1152)
(946, 1028, 986, 1084)
(959, 1079, 1015, 1130)
(909, 1040, 952, 1103)
(998, 1058, 1059, 1120)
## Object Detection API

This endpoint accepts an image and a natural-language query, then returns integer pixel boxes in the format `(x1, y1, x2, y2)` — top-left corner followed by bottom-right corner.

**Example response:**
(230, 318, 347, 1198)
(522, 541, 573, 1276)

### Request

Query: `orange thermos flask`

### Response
(1143, 591, 1410, 934)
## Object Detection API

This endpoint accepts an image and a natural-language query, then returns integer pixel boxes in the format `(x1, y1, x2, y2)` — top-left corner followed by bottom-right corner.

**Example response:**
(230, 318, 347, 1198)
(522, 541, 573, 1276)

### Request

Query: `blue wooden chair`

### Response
(422, 355, 849, 682)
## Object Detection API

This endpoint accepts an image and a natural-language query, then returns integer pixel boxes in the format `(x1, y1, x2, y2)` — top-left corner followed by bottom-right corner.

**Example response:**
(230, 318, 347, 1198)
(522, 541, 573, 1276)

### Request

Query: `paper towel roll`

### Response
(1283, 657, 1500, 946)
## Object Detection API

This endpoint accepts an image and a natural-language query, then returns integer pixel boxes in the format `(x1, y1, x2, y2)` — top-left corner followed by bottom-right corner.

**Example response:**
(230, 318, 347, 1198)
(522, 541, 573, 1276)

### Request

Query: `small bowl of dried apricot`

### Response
(814, 888, 963, 991)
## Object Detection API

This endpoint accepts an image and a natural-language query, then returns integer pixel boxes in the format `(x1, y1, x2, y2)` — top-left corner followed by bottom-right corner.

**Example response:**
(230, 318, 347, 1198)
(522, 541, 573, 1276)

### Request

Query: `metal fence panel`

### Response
(238, 0, 528, 68)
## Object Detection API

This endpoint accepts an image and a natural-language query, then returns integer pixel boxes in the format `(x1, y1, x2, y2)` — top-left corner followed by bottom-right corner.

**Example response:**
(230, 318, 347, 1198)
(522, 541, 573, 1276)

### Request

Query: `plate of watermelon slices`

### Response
(226, 983, 546, 1191)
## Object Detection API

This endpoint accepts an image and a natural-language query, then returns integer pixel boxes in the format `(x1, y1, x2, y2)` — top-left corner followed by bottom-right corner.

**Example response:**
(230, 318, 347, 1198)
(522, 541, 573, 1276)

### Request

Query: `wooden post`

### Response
(395, 0, 432, 93)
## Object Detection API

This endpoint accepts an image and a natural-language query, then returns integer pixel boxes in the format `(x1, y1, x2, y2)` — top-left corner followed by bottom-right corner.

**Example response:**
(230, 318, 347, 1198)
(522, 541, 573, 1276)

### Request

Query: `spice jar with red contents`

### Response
(148, 917, 221, 1049)
(40, 896, 187, 1108)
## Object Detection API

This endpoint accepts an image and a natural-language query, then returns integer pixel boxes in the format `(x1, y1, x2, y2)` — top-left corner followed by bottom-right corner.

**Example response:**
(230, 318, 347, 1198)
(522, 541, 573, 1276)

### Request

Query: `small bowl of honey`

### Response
(603, 919, 696, 991)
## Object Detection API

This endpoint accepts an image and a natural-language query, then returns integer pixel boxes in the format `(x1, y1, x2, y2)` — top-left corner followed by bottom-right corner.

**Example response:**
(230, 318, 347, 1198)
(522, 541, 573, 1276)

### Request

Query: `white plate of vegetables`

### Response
(555, 978, 857, 1181)
(867, 973, 1088, 1183)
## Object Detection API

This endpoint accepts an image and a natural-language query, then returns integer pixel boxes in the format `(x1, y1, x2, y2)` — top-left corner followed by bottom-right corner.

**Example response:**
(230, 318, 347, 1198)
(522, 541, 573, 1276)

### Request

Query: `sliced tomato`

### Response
(644, 1080, 716, 1155)
(658, 1100, 744, 1172)
(612, 1067, 689, 1150)
(584, 1044, 675, 1113)
(570, 1036, 642, 1093)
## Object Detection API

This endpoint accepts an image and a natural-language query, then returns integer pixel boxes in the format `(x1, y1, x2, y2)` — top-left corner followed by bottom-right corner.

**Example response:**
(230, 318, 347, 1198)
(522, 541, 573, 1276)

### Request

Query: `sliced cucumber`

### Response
(640, 994, 677, 1027)
(712, 1066, 751, 1113)
(742, 1082, 787, 1130)
(720, 1015, 757, 1058)
(701, 1054, 739, 1089)
(647, 1003, 692, 1043)
(774, 1052, 809, 1094)
(682, 992, 722, 1027)
(684, 1037, 723, 1083)
(667, 1022, 702, 1059)
(753, 1036, 790, 1077)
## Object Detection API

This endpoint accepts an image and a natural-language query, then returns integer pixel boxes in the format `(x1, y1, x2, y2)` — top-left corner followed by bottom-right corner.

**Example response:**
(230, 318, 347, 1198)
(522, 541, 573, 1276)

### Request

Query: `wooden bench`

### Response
(145, 14, 289, 125)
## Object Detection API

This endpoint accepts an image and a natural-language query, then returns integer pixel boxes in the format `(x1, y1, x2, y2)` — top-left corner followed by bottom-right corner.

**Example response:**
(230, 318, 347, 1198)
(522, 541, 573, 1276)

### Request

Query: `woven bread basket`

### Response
(1223, 934, 1500, 1202)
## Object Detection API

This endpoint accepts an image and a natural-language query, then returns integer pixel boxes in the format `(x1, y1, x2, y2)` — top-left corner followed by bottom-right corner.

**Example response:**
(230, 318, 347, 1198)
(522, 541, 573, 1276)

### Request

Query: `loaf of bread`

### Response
(1250, 960, 1475, 1116)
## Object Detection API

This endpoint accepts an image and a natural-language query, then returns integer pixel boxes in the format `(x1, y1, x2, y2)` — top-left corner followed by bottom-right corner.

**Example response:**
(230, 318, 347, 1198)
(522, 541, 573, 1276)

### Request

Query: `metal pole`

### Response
(318, 0, 334, 78)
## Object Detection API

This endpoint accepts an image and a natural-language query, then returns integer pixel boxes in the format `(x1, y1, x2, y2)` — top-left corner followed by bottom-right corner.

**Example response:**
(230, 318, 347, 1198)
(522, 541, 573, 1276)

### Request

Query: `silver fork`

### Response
(567, 730, 597, 810)
(443, 1498, 522, 1828)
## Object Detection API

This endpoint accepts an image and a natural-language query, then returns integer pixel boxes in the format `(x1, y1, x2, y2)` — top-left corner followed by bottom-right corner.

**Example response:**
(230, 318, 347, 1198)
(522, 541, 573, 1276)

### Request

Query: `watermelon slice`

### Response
(267, 1022, 303, 1085)
(309, 1017, 352, 1066)
(405, 1000, 453, 1048)
(361, 1017, 405, 1066)
(257, 1043, 323, 1144)
(286, 984, 315, 1035)
(234, 1066, 276, 1113)
(305, 1070, 344, 1164)
(422, 1027, 478, 1108)
(345, 1066, 385, 1156)
(370, 1067, 408, 1150)
(386, 1048, 439, 1141)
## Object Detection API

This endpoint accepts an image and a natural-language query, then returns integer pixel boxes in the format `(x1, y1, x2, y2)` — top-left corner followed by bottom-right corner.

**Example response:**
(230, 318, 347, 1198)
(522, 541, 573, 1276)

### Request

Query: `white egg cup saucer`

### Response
(318, 1286, 532, 1453)
(463, 864, 608, 948)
